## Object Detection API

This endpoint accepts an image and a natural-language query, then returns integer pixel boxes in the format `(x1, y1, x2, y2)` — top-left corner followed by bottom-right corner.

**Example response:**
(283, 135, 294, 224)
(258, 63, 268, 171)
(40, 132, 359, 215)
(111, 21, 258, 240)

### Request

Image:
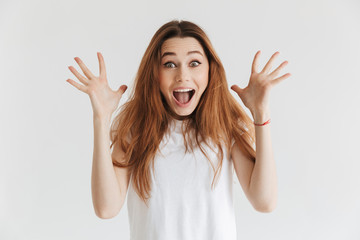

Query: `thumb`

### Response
(117, 85, 128, 94)
(230, 85, 243, 95)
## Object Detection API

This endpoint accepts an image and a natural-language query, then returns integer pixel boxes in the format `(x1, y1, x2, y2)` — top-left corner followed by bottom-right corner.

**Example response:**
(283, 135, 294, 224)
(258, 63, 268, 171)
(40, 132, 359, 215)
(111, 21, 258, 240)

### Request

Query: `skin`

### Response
(66, 44, 291, 213)
(230, 51, 291, 212)
(66, 53, 129, 219)
(66, 52, 128, 120)
(158, 37, 291, 212)
(158, 37, 209, 117)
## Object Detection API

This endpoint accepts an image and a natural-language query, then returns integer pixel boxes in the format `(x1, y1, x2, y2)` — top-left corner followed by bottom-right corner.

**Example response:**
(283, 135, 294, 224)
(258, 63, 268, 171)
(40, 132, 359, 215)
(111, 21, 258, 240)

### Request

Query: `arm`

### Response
(231, 110, 277, 212)
(91, 116, 126, 219)
(91, 117, 130, 219)
(231, 50, 290, 212)
(249, 110, 277, 212)
(66, 52, 129, 219)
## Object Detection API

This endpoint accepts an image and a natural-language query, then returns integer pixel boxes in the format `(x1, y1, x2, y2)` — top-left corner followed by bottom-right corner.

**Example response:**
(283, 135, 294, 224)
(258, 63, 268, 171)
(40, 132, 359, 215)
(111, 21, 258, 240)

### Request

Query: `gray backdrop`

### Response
(1, 0, 359, 239)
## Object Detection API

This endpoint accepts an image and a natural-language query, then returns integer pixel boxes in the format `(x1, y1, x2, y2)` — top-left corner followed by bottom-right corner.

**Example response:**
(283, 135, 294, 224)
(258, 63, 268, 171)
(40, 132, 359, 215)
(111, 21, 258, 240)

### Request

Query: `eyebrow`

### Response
(161, 50, 203, 59)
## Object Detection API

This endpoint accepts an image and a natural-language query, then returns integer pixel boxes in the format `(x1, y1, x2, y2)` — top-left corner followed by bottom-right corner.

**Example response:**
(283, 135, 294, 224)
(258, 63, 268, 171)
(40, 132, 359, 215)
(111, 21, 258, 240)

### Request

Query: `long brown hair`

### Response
(110, 20, 256, 207)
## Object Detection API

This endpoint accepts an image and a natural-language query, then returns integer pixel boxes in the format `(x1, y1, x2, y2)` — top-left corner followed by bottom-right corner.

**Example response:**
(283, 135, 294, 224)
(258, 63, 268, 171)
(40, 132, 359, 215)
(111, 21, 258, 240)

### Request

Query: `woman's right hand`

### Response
(66, 52, 127, 120)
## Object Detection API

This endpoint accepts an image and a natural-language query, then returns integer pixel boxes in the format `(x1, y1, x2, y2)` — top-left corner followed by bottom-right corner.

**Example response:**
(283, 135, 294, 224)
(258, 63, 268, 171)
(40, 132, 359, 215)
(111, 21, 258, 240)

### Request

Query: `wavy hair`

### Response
(110, 20, 256, 207)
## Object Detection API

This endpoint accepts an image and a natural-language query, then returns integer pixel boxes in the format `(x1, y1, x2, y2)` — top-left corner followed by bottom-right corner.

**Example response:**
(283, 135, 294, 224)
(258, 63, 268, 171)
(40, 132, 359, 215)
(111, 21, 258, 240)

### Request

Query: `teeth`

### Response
(173, 89, 193, 92)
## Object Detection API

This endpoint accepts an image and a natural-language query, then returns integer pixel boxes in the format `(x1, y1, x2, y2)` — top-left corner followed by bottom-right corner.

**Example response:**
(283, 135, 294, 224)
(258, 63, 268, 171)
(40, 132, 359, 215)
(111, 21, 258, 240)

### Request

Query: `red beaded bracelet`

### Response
(254, 118, 271, 126)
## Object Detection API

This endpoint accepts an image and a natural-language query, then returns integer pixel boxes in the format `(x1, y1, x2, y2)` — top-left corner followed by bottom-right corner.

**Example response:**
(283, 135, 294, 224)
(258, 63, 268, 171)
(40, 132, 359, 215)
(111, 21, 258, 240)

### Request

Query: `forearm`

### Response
(248, 110, 278, 211)
(91, 116, 122, 218)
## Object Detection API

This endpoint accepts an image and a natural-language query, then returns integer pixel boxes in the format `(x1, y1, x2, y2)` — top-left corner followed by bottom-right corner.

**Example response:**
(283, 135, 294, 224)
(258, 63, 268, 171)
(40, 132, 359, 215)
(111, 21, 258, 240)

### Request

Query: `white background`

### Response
(1, 0, 359, 239)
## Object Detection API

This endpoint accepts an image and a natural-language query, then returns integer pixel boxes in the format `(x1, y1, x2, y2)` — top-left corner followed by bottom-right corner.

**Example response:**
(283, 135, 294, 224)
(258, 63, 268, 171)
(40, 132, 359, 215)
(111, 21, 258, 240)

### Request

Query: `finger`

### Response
(74, 57, 96, 80)
(270, 73, 291, 86)
(66, 79, 87, 93)
(251, 50, 261, 73)
(117, 85, 128, 94)
(269, 61, 288, 79)
(68, 66, 89, 85)
(230, 85, 243, 95)
(97, 52, 107, 79)
(262, 51, 280, 74)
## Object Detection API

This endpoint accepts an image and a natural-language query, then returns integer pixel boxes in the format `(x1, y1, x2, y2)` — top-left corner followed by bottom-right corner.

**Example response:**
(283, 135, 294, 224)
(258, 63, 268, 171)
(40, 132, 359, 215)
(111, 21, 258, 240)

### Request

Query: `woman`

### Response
(66, 19, 290, 239)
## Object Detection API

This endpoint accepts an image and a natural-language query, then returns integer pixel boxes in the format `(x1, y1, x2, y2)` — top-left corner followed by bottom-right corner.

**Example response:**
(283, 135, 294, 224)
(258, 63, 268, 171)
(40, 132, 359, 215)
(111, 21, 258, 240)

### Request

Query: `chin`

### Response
(167, 101, 197, 120)
(173, 108, 195, 117)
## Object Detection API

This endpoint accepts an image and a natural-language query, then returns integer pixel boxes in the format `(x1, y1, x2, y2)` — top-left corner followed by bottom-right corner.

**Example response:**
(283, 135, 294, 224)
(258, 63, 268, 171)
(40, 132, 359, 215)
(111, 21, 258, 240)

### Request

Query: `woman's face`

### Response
(159, 37, 209, 117)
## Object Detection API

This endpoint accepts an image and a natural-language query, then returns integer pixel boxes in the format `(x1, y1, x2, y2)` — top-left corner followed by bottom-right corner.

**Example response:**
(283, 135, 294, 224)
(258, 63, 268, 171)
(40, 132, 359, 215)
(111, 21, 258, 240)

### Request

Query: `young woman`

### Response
(66, 20, 290, 239)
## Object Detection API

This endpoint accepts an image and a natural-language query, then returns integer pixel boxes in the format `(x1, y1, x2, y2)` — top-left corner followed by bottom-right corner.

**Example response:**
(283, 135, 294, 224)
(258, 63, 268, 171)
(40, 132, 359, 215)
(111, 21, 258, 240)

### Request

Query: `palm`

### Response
(88, 82, 121, 117)
(231, 50, 291, 113)
(66, 52, 127, 118)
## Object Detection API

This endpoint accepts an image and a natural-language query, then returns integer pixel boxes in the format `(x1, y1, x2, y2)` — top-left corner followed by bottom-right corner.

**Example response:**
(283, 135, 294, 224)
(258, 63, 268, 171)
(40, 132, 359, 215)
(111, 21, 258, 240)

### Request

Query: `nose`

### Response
(176, 65, 190, 82)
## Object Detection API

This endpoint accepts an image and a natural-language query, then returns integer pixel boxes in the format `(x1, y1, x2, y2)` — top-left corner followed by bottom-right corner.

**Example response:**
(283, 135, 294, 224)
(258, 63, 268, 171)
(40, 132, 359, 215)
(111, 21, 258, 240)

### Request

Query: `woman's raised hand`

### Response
(231, 51, 291, 115)
(66, 52, 127, 120)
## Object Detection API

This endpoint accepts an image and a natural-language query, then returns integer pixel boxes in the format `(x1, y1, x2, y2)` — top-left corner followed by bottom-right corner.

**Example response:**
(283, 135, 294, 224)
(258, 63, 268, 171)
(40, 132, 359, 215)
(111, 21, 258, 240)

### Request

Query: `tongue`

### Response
(174, 92, 190, 104)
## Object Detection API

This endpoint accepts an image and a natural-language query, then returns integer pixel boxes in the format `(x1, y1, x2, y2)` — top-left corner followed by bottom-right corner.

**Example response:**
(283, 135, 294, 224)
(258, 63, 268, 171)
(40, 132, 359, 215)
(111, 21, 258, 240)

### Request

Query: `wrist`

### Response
(93, 114, 112, 125)
(251, 110, 271, 124)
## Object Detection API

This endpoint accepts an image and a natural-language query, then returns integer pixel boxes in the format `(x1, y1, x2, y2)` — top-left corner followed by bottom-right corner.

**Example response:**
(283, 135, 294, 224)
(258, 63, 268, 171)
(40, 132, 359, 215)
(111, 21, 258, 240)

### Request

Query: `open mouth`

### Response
(173, 89, 195, 105)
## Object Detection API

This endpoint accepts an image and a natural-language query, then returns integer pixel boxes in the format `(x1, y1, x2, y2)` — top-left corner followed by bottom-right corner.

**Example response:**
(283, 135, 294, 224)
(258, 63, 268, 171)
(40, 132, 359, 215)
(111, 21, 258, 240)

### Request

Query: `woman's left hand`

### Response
(231, 51, 291, 116)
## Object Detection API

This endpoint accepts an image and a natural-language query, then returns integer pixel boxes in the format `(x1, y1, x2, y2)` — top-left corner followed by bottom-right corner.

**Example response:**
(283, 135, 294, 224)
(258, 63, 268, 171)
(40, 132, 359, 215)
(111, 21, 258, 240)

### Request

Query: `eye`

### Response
(164, 62, 176, 68)
(190, 61, 201, 67)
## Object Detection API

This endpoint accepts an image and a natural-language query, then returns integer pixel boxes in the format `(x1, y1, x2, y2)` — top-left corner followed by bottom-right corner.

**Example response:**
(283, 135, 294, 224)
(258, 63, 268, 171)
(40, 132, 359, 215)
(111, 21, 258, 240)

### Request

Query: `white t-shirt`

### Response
(126, 119, 237, 240)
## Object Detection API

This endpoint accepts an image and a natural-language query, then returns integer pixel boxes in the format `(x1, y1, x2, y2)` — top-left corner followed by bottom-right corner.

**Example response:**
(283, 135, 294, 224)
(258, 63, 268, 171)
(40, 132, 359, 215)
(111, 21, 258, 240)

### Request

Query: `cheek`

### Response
(158, 71, 166, 86)
(158, 72, 171, 95)
(159, 70, 170, 84)
(197, 70, 209, 89)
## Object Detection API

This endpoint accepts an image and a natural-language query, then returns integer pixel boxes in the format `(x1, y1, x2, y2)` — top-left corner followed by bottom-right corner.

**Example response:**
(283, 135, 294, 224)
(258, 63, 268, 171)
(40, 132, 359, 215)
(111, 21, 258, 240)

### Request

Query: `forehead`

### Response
(160, 37, 205, 54)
